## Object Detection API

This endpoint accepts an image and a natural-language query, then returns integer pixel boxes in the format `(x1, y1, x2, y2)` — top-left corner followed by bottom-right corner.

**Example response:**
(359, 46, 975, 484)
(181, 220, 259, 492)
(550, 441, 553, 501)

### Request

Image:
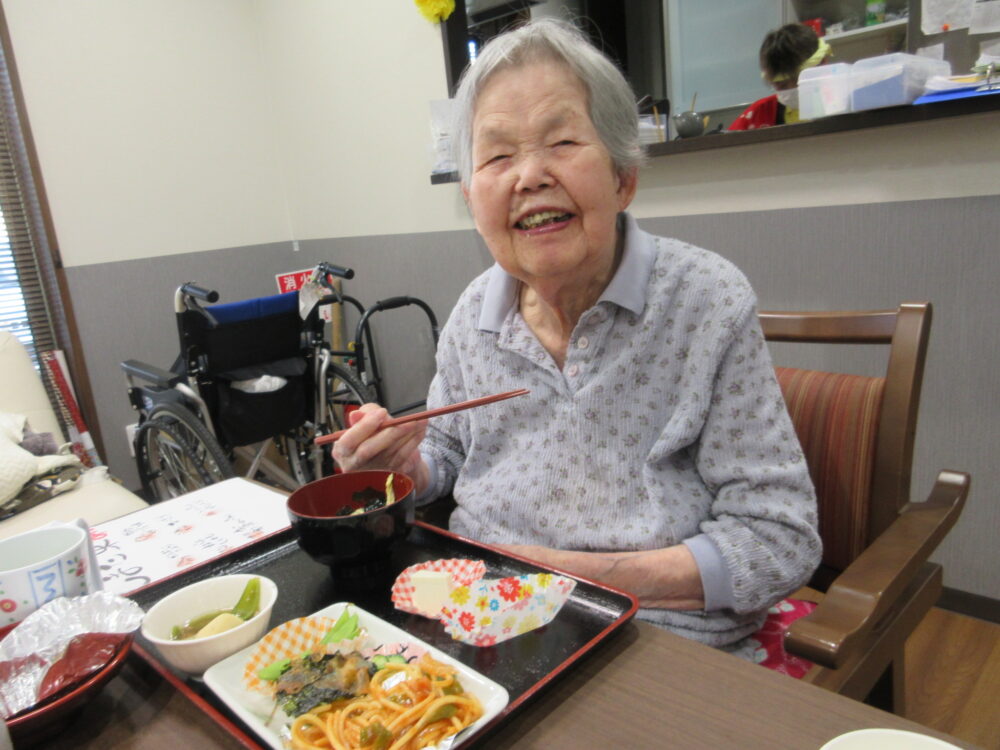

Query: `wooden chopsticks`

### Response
(314, 388, 530, 445)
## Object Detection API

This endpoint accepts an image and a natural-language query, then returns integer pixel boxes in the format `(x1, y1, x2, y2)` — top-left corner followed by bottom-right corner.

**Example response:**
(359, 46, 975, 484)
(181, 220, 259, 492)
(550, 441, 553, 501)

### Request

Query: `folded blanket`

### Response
(0, 464, 83, 520)
(0, 411, 80, 506)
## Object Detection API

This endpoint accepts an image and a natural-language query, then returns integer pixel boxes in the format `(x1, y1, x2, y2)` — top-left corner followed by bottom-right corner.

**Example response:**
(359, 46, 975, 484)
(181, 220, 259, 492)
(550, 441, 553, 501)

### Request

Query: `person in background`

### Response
(334, 19, 820, 659)
(729, 23, 832, 130)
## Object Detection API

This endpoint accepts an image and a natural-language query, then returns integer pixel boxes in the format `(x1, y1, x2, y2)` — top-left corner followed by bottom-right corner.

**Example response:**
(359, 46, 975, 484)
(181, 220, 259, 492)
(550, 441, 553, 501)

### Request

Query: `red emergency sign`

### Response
(275, 269, 313, 293)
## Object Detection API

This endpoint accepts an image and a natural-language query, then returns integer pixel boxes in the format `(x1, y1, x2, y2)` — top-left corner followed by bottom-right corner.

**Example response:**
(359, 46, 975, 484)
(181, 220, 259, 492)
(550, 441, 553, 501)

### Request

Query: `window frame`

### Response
(0, 3, 104, 453)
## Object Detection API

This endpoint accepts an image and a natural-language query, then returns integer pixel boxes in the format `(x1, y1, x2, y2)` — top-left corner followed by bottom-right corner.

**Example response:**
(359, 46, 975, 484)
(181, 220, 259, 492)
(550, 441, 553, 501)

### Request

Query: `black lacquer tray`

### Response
(128, 521, 637, 749)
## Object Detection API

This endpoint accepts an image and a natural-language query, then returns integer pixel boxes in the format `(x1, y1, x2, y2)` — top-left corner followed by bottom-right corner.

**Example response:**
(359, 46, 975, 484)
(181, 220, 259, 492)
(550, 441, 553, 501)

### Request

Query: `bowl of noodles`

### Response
(286, 470, 415, 588)
(203, 602, 509, 750)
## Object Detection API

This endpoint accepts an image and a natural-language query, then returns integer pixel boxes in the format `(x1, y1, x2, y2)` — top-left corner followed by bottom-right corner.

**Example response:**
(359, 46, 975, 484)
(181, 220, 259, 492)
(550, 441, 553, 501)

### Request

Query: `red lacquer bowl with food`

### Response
(286, 470, 415, 589)
(1, 623, 133, 746)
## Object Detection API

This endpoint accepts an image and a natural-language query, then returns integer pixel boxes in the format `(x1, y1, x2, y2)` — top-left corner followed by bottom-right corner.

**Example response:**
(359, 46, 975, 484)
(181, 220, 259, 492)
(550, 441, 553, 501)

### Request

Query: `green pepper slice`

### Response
(359, 721, 393, 749)
(424, 702, 458, 723)
(441, 679, 465, 696)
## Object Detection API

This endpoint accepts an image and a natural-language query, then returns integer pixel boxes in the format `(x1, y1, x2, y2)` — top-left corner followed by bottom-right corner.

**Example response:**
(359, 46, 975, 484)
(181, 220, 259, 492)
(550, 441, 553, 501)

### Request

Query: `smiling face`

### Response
(463, 61, 637, 297)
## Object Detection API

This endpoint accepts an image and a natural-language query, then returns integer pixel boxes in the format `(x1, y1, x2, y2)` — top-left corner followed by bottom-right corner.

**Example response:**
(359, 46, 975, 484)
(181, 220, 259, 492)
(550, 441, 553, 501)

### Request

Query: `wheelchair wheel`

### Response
(325, 363, 372, 432)
(278, 363, 370, 485)
(279, 427, 317, 487)
(135, 402, 236, 501)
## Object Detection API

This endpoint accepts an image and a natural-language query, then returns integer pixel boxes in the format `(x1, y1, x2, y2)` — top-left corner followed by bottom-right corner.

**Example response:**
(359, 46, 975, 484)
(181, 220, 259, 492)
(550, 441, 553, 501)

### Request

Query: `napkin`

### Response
(439, 572, 577, 647)
(392, 560, 577, 647)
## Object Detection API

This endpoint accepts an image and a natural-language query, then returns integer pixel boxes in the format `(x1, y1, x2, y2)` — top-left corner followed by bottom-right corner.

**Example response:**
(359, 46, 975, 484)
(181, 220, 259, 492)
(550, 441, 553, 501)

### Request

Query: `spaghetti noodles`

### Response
(288, 653, 483, 750)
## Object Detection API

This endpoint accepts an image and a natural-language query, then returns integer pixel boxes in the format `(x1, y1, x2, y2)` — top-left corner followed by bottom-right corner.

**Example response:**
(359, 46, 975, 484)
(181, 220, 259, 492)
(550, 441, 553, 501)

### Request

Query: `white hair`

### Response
(452, 18, 645, 185)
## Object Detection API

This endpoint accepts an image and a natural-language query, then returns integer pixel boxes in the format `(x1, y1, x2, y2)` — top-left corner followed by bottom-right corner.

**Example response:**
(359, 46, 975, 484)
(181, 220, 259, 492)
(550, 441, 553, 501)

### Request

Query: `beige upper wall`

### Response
(4, 0, 998, 268)
(3, 0, 292, 266)
(253, 1, 472, 243)
(3, 0, 473, 267)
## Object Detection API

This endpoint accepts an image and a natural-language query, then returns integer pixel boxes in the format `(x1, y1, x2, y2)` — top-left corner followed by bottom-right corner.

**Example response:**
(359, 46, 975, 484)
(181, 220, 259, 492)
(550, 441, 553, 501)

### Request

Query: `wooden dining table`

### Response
(29, 617, 974, 750)
(12, 483, 975, 749)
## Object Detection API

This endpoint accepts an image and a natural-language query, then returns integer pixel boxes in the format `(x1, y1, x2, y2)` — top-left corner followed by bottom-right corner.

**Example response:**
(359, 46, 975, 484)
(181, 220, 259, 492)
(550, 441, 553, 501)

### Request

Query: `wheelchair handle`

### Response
(374, 296, 425, 312)
(179, 283, 219, 303)
(121, 358, 184, 389)
(316, 262, 355, 281)
(373, 297, 440, 342)
(355, 296, 441, 350)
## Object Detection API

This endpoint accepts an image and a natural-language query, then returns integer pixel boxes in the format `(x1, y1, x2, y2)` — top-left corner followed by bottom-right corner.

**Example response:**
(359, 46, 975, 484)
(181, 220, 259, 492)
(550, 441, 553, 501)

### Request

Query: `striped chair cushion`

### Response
(774, 367, 885, 571)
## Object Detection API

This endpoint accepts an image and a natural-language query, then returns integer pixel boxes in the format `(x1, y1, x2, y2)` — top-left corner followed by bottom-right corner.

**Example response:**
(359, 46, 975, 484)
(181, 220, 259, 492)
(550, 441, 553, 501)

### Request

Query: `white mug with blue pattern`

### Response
(0, 524, 90, 627)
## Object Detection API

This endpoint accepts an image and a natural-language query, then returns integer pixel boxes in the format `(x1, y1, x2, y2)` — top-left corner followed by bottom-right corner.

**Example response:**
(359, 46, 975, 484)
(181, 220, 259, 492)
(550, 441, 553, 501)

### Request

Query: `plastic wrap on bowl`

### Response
(0, 591, 143, 718)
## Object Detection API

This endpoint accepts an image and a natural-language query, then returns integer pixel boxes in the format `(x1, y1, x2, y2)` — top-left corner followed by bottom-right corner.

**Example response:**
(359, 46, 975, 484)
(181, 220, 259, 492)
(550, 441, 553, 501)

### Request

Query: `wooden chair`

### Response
(759, 302, 969, 714)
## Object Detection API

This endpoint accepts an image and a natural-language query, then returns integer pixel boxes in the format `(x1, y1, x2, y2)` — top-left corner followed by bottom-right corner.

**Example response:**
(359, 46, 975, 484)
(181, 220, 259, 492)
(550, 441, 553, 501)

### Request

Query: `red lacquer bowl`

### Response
(287, 470, 415, 588)
(1, 623, 133, 746)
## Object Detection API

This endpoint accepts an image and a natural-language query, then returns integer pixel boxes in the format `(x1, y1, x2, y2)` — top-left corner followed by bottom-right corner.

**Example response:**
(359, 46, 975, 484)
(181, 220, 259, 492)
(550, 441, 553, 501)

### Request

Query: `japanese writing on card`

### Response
(92, 479, 290, 595)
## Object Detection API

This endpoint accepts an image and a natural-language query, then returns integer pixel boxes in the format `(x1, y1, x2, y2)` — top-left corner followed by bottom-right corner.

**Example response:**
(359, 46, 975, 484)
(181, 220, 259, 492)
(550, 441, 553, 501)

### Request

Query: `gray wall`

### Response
(642, 197, 998, 600)
(66, 194, 998, 599)
(66, 231, 492, 490)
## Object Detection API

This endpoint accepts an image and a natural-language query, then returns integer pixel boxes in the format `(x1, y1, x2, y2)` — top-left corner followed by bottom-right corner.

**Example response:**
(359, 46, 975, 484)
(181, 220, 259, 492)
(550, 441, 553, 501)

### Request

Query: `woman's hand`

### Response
(331, 403, 430, 495)
(496, 543, 705, 611)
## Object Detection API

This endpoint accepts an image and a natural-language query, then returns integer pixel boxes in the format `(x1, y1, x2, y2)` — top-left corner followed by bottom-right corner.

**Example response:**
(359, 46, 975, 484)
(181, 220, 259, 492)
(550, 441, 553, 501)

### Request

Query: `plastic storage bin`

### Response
(850, 53, 951, 112)
(798, 63, 853, 119)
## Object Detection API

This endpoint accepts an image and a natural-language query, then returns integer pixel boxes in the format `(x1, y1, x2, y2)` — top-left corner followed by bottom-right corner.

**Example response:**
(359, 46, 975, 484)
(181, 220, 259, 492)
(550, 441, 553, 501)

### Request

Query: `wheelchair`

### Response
(121, 263, 439, 502)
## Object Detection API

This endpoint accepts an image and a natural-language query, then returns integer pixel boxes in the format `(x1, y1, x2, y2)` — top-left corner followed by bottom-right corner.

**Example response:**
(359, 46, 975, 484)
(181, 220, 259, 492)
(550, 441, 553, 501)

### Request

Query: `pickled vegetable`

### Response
(171, 609, 227, 640)
(194, 612, 245, 638)
(169, 578, 262, 641)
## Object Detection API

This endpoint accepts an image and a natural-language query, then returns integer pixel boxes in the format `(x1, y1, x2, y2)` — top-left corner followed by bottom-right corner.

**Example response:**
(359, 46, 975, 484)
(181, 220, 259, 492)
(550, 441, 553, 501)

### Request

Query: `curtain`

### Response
(0, 10, 80, 442)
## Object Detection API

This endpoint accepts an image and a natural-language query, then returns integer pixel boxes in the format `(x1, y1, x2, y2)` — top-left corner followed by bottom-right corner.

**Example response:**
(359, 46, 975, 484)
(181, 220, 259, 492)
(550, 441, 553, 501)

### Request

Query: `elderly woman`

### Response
(335, 19, 820, 654)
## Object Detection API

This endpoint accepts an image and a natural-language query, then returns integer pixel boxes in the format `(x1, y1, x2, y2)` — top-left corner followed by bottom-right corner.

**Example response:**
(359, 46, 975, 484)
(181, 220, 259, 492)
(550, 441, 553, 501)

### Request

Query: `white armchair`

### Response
(0, 330, 146, 540)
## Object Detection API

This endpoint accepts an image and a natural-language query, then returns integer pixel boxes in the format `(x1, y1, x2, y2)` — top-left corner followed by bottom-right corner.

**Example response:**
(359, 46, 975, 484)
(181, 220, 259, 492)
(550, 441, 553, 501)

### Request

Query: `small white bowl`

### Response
(141, 574, 277, 675)
(820, 729, 962, 750)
